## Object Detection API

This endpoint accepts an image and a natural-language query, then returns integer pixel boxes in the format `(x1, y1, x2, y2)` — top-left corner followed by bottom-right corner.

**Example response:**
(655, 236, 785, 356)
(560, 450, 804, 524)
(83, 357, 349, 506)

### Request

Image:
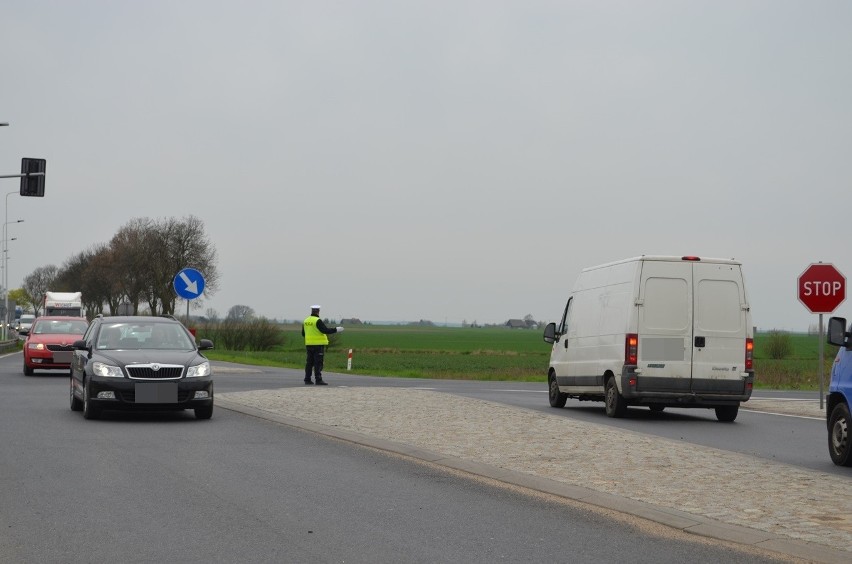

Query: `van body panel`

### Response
(546, 256, 754, 416)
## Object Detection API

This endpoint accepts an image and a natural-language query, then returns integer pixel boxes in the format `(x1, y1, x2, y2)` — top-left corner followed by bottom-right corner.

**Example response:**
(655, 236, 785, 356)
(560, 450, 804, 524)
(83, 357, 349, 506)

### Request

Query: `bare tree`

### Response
(82, 244, 122, 316)
(22, 265, 58, 316)
(111, 217, 158, 314)
(155, 216, 219, 315)
(20, 215, 219, 318)
(56, 248, 103, 318)
(227, 304, 255, 321)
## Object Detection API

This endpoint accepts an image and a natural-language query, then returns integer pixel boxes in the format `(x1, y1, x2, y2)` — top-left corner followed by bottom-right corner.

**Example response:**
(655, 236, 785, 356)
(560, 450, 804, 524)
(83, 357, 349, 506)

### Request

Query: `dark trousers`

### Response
(305, 345, 325, 381)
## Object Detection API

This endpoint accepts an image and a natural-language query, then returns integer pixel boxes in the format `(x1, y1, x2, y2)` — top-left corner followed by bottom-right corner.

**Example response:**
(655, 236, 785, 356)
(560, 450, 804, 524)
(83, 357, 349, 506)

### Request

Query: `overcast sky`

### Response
(1, 1, 850, 329)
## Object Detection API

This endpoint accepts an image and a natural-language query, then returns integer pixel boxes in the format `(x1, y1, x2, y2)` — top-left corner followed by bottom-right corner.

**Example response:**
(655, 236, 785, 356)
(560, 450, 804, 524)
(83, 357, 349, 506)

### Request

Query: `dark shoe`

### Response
(315, 380, 328, 386)
(304, 380, 314, 385)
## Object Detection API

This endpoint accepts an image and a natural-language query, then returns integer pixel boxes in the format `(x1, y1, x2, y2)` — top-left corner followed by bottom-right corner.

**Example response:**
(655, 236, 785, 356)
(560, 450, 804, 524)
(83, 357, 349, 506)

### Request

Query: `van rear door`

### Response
(691, 262, 749, 394)
(636, 260, 693, 392)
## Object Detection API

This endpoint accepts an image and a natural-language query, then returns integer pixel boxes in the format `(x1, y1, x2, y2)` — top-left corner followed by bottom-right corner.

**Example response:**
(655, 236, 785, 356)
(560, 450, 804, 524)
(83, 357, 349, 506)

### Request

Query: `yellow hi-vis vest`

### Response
(303, 315, 329, 345)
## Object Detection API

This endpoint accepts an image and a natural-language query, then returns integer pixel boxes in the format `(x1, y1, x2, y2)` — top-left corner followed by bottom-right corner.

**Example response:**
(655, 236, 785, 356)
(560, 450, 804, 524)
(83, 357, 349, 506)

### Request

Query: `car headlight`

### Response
(186, 361, 211, 378)
(92, 361, 123, 378)
(27, 343, 45, 350)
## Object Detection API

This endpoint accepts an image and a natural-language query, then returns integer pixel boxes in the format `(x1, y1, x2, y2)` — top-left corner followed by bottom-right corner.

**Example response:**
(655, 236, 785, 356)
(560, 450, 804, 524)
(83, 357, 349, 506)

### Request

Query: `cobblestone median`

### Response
(219, 387, 851, 554)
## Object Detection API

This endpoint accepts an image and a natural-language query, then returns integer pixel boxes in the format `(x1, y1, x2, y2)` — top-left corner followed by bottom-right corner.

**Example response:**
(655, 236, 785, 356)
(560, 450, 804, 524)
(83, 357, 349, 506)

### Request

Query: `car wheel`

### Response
(604, 377, 627, 418)
(70, 373, 83, 412)
(82, 378, 100, 420)
(194, 405, 213, 420)
(23, 361, 34, 376)
(828, 402, 852, 467)
(649, 404, 665, 413)
(548, 372, 567, 408)
(715, 405, 739, 422)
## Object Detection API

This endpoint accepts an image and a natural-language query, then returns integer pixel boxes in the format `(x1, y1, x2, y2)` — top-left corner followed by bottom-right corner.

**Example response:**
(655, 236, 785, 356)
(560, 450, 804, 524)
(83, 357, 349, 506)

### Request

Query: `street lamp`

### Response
(2, 189, 22, 340)
(1, 234, 17, 332)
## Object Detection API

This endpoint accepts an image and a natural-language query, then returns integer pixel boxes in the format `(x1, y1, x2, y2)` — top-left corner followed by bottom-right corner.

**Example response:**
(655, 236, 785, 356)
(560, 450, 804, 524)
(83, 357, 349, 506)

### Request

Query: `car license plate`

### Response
(53, 351, 72, 363)
(135, 382, 178, 403)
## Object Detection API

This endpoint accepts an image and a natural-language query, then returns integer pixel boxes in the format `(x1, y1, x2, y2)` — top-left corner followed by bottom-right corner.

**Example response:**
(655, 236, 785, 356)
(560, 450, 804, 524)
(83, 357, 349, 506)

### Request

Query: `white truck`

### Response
(543, 255, 754, 422)
(44, 291, 84, 317)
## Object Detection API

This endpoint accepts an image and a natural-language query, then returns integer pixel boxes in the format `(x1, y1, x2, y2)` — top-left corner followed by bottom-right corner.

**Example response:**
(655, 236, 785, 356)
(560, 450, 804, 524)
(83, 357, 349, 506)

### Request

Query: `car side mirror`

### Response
(197, 339, 214, 351)
(827, 317, 849, 348)
(543, 322, 558, 344)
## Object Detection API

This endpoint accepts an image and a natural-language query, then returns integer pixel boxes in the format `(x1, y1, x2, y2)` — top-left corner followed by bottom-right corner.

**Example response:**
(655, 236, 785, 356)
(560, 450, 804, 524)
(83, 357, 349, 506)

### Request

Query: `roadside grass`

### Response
(204, 326, 838, 390)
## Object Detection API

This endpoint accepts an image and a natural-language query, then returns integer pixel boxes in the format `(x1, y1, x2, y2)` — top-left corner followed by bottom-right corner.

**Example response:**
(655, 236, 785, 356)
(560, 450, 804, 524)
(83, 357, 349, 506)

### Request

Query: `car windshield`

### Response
(33, 320, 88, 335)
(96, 322, 195, 351)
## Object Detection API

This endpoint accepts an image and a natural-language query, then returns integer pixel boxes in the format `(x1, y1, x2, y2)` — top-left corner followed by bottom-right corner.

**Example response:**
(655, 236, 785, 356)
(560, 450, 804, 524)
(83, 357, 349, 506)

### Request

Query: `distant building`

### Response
(341, 318, 363, 325)
(505, 319, 528, 329)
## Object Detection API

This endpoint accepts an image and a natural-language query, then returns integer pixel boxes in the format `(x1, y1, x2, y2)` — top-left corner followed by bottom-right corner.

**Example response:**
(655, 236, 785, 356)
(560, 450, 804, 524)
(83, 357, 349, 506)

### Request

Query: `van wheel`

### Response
(604, 377, 627, 418)
(649, 404, 665, 413)
(548, 373, 567, 408)
(828, 403, 852, 466)
(715, 405, 739, 422)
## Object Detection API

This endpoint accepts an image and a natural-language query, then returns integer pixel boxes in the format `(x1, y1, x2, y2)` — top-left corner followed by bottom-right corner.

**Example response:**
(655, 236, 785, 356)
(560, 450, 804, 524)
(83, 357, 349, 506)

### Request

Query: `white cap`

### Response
(311, 304, 321, 310)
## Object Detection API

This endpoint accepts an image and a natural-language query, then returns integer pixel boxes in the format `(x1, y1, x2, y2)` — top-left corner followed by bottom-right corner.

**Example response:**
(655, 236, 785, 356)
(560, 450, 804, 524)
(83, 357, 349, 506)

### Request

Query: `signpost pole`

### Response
(173, 267, 205, 330)
(797, 262, 845, 412)
(819, 314, 824, 410)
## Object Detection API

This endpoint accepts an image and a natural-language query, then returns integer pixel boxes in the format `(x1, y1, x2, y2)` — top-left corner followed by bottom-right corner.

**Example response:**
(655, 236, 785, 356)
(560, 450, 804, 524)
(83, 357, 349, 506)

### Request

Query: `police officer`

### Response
(302, 305, 344, 385)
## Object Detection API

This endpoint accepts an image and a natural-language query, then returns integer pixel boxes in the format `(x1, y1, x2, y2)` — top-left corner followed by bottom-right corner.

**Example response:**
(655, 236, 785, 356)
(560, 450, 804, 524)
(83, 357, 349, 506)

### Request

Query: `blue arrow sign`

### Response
(174, 267, 205, 300)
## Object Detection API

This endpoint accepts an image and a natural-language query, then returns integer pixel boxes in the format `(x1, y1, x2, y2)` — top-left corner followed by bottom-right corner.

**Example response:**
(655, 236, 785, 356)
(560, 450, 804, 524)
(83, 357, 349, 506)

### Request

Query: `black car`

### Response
(70, 315, 214, 420)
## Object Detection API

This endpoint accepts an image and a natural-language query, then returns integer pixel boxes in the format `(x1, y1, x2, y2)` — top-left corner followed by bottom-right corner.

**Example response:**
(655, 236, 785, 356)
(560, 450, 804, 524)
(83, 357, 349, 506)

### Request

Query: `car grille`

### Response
(47, 344, 74, 352)
(126, 364, 184, 380)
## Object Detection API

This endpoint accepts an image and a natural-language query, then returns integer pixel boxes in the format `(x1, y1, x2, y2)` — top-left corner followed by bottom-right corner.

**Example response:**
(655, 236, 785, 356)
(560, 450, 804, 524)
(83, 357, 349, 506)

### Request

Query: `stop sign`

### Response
(798, 263, 846, 313)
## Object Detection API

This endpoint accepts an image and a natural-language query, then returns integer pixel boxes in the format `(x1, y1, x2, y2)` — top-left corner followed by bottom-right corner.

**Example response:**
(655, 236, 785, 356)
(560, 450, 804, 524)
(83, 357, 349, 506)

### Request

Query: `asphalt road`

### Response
(0, 353, 793, 563)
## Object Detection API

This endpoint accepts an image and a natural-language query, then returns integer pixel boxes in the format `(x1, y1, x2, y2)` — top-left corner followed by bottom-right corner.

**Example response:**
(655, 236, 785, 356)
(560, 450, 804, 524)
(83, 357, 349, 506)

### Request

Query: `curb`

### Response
(217, 398, 849, 564)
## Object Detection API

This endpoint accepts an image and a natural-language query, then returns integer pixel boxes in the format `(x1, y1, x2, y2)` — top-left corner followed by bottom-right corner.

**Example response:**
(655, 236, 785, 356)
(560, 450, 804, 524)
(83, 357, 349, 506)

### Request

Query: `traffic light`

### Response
(20, 158, 46, 197)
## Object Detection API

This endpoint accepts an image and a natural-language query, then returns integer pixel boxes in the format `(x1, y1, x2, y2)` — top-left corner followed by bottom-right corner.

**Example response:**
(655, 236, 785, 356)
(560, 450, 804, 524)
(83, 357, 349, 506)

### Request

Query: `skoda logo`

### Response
(151, 364, 161, 371)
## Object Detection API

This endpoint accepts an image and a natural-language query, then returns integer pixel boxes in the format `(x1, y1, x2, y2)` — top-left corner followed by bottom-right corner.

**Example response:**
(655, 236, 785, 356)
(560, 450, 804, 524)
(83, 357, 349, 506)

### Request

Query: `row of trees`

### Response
(17, 215, 219, 317)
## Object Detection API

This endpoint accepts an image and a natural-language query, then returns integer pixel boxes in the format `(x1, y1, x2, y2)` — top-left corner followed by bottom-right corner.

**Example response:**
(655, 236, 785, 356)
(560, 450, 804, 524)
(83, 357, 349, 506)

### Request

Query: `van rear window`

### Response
(696, 280, 742, 332)
(643, 277, 689, 331)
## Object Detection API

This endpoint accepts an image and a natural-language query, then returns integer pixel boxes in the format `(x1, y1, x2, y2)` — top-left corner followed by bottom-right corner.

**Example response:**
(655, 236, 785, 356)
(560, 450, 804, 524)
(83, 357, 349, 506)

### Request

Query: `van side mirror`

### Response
(543, 322, 558, 344)
(827, 317, 848, 348)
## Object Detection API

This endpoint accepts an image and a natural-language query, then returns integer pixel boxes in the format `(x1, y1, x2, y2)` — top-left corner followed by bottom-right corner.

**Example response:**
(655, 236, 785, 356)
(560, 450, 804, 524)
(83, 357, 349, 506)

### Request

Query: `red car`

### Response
(23, 316, 89, 376)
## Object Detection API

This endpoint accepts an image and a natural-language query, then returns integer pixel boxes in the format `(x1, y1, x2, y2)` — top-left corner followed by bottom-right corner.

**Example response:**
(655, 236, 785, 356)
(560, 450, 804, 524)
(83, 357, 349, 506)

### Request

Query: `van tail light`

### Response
(625, 333, 638, 365)
(745, 338, 754, 371)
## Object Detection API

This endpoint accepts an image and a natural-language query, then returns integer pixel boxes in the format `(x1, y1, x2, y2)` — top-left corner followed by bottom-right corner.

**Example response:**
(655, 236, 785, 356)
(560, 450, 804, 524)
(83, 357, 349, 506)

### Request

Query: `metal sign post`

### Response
(173, 268, 206, 325)
(798, 262, 846, 410)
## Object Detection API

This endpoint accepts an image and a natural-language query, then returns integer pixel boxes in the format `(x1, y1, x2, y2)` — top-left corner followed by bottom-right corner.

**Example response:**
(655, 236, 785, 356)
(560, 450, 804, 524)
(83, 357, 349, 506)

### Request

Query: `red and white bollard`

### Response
(347, 348, 353, 371)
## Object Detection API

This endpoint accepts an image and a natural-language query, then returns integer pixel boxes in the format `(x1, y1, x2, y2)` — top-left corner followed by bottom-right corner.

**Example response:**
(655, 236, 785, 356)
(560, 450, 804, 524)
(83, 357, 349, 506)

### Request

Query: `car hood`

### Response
(28, 333, 85, 345)
(95, 350, 207, 367)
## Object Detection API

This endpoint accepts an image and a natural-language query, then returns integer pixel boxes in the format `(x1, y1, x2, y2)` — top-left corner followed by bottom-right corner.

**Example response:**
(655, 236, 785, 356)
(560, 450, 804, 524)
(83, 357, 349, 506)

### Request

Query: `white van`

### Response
(16, 314, 36, 337)
(543, 255, 754, 422)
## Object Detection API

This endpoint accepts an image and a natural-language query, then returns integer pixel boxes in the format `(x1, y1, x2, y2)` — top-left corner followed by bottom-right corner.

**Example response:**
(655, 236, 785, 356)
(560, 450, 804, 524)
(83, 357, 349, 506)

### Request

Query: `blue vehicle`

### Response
(826, 316, 852, 466)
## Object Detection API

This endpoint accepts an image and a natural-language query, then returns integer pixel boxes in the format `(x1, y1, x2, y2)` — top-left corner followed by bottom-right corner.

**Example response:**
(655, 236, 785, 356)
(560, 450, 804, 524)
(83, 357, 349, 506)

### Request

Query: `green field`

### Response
(204, 325, 838, 390)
